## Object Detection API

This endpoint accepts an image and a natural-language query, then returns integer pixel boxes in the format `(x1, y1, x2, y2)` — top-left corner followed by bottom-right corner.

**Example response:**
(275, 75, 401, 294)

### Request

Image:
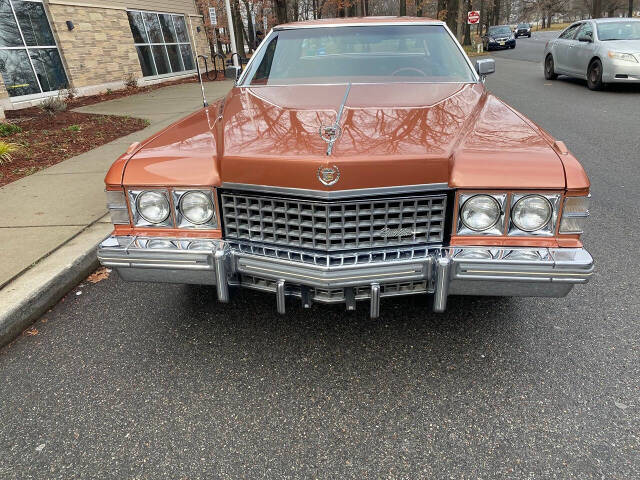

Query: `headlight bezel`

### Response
(128, 189, 173, 227)
(458, 193, 506, 235)
(173, 189, 218, 228)
(508, 193, 560, 236)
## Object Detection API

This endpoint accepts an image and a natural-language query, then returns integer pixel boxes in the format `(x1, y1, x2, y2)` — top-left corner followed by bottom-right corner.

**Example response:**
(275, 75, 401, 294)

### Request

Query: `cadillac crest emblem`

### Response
(317, 165, 340, 186)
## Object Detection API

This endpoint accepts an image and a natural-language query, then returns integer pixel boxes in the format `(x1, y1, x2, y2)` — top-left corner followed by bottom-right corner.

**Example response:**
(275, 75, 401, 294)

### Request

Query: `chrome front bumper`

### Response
(98, 236, 594, 317)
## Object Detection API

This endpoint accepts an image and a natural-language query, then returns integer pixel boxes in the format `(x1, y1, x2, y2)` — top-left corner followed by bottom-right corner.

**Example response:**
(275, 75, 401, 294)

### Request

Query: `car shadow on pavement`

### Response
(178, 283, 528, 375)
(554, 76, 640, 94)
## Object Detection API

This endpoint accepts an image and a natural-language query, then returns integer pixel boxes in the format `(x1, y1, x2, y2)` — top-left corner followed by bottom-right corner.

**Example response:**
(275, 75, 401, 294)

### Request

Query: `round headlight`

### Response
(179, 191, 214, 225)
(460, 195, 501, 232)
(136, 191, 170, 224)
(511, 195, 552, 232)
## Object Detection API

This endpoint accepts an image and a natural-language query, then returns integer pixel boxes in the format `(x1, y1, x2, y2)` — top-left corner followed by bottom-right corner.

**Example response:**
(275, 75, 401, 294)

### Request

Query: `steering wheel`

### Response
(391, 67, 427, 77)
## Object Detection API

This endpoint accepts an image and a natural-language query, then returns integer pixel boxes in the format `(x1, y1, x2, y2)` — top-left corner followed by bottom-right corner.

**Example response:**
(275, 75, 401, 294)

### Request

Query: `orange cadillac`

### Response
(98, 17, 593, 318)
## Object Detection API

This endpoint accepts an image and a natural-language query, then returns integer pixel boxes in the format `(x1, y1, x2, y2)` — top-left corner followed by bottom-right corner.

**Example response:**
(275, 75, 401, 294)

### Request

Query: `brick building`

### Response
(0, 0, 211, 119)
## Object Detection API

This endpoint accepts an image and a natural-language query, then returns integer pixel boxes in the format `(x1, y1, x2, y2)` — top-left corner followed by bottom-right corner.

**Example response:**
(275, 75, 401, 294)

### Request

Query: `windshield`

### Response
(242, 25, 476, 86)
(489, 26, 512, 36)
(597, 21, 640, 41)
(517, 24, 529, 28)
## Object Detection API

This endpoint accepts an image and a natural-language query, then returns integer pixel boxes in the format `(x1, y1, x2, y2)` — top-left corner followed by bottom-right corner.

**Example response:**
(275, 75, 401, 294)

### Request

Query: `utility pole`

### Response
(224, 0, 239, 67)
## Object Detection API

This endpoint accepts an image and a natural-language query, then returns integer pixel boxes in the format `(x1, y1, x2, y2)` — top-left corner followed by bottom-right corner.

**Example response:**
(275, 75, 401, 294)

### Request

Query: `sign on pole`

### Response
(263, 15, 267, 32)
(467, 11, 480, 25)
(208, 7, 217, 26)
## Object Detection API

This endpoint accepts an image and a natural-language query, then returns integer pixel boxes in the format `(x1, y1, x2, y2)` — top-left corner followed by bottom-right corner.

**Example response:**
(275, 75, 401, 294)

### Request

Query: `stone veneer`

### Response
(46, 4, 142, 89)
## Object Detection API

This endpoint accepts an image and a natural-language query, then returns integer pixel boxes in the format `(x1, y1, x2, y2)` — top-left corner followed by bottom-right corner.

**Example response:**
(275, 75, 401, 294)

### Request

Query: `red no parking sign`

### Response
(468, 11, 480, 25)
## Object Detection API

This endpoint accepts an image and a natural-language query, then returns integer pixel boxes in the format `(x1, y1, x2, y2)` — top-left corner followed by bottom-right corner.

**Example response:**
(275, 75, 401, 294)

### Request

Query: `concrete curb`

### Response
(0, 220, 112, 349)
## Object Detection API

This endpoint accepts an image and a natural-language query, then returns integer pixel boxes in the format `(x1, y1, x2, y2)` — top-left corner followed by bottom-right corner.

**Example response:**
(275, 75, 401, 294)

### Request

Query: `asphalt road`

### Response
(1, 40, 639, 479)
(489, 30, 561, 63)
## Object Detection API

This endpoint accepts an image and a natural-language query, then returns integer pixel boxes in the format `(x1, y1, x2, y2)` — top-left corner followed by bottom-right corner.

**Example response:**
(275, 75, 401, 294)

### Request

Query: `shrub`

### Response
(0, 141, 19, 165)
(67, 124, 81, 132)
(61, 86, 79, 101)
(0, 122, 22, 137)
(124, 72, 139, 89)
(40, 94, 67, 115)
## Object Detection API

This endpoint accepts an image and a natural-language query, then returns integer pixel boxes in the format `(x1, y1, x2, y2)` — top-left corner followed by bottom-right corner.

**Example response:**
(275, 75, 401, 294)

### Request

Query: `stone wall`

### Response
(188, 15, 212, 66)
(46, 4, 142, 89)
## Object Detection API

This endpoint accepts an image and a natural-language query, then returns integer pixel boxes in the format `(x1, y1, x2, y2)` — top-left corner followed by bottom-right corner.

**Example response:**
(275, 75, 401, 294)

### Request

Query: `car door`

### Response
(568, 22, 596, 77)
(554, 23, 582, 73)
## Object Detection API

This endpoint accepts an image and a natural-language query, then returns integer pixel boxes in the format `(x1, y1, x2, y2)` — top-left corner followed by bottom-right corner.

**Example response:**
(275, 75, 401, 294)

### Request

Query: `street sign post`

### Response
(468, 11, 480, 25)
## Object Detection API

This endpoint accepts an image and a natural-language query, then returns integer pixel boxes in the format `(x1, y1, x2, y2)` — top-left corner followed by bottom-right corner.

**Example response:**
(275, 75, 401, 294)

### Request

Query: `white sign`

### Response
(208, 7, 217, 26)
(263, 15, 267, 32)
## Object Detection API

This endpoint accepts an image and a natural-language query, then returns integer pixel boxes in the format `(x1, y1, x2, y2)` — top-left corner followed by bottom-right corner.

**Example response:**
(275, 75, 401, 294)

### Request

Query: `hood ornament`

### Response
(317, 165, 340, 186)
(319, 82, 351, 156)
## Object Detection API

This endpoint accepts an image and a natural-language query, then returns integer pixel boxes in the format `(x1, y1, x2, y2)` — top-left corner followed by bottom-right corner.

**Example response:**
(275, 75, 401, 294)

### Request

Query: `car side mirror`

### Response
(225, 65, 242, 83)
(578, 34, 592, 43)
(475, 58, 496, 78)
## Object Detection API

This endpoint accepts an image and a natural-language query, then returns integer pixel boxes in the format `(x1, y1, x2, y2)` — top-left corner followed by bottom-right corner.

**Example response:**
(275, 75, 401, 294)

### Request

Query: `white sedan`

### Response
(544, 18, 640, 90)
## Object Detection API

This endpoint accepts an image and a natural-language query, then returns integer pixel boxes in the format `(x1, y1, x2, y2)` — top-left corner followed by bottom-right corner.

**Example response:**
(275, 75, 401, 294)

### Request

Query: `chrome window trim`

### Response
(172, 189, 218, 229)
(237, 22, 479, 86)
(457, 193, 507, 236)
(220, 182, 450, 199)
(509, 193, 560, 237)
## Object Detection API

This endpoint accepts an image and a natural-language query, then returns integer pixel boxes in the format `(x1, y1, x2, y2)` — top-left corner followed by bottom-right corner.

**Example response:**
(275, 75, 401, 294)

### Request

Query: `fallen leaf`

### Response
(87, 267, 110, 284)
(75, 291, 82, 296)
(35, 443, 45, 452)
(614, 401, 628, 410)
(24, 327, 38, 336)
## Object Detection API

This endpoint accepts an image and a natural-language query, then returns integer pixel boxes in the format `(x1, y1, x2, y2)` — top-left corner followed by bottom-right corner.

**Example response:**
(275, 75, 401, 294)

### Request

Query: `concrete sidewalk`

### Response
(0, 81, 232, 288)
(0, 80, 232, 345)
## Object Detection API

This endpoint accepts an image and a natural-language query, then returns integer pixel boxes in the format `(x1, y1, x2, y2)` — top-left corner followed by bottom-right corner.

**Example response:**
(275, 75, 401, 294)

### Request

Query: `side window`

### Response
(250, 36, 278, 85)
(576, 22, 593, 40)
(559, 24, 581, 40)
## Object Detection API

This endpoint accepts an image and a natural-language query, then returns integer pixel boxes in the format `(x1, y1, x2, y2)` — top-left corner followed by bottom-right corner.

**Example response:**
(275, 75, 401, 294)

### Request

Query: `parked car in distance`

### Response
(544, 18, 640, 90)
(483, 25, 516, 50)
(515, 23, 532, 38)
(98, 17, 593, 318)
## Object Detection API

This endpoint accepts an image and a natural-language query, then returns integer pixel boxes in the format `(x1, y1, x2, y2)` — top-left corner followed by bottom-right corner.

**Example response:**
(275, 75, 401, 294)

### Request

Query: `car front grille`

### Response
(220, 191, 448, 251)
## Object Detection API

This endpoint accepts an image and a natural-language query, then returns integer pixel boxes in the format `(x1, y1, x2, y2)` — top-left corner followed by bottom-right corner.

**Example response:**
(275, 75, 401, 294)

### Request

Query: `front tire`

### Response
(544, 54, 558, 80)
(587, 59, 605, 91)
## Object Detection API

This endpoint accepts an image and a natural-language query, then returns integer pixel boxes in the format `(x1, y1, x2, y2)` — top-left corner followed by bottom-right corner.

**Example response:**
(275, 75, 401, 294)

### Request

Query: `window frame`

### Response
(127, 9, 196, 79)
(238, 22, 480, 87)
(559, 23, 582, 40)
(0, 0, 69, 102)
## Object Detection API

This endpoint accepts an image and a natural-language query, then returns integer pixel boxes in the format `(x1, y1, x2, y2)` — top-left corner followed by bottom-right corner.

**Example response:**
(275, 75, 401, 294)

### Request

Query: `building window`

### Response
(0, 0, 68, 99)
(127, 10, 195, 78)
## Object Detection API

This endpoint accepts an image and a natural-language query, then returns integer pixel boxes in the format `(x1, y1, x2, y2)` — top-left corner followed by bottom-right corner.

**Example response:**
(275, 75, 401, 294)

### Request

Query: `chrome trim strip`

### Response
(220, 182, 450, 199)
(274, 21, 446, 30)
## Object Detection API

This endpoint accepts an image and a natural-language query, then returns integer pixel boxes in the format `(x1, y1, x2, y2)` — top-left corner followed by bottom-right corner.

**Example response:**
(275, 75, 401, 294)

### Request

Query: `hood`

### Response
(121, 82, 566, 190)
(600, 39, 640, 53)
